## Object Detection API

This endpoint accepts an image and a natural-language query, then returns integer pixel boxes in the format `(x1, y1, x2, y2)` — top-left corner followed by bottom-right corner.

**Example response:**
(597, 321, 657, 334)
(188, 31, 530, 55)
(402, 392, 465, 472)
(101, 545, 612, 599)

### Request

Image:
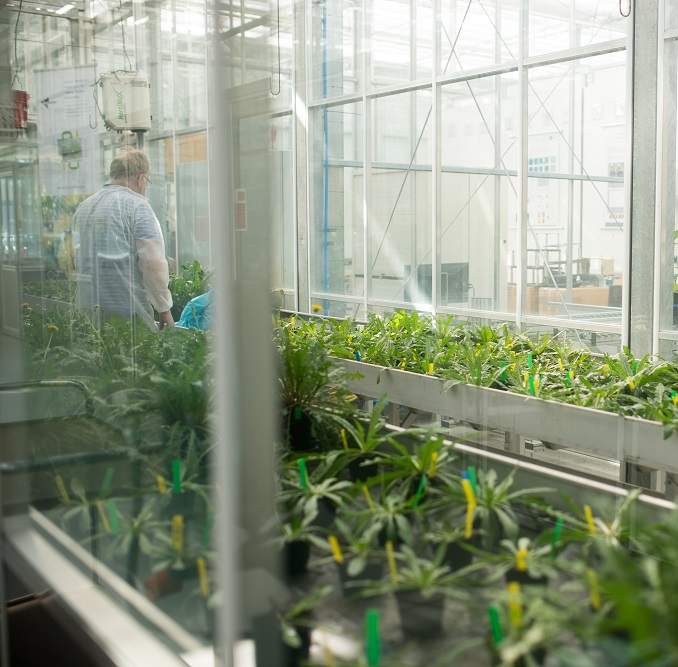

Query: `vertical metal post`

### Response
(517, 0, 528, 328)
(494, 0, 502, 311)
(362, 0, 370, 316)
(294, 0, 311, 311)
(566, 0, 575, 300)
(432, 0, 440, 314)
(627, 0, 659, 356)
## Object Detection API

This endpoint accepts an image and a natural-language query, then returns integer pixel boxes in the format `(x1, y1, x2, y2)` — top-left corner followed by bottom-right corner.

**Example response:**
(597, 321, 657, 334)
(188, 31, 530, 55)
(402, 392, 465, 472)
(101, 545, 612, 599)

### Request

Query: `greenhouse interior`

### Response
(6, 0, 678, 665)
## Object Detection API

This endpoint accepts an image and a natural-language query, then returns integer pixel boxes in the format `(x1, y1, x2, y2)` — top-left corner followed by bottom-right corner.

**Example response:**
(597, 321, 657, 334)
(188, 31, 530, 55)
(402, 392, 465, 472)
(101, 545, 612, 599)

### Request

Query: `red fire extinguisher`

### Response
(13, 90, 29, 129)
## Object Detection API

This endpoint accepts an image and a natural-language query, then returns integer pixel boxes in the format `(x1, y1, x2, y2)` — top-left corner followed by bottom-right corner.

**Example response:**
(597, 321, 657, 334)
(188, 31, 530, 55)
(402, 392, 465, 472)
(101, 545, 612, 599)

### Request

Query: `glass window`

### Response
(370, 90, 431, 306)
(524, 52, 626, 328)
(310, 102, 364, 307)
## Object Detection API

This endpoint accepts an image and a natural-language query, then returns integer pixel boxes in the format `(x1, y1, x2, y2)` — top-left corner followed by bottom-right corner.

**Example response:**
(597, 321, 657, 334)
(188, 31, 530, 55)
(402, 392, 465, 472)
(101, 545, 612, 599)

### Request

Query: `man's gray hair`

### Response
(110, 149, 150, 180)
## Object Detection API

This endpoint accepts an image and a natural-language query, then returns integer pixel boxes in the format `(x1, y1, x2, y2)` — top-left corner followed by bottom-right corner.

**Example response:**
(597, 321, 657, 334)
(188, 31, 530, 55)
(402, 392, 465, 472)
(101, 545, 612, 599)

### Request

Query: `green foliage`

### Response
(169, 260, 211, 320)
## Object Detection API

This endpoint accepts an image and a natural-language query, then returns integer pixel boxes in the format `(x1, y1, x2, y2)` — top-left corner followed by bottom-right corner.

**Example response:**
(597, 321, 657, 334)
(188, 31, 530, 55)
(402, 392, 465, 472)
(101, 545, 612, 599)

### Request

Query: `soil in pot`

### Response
(251, 611, 311, 667)
(283, 540, 311, 579)
(394, 590, 446, 640)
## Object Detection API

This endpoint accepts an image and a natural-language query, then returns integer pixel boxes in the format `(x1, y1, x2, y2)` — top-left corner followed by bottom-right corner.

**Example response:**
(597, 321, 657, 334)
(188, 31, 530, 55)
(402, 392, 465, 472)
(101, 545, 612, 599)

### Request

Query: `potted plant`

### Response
(251, 585, 333, 667)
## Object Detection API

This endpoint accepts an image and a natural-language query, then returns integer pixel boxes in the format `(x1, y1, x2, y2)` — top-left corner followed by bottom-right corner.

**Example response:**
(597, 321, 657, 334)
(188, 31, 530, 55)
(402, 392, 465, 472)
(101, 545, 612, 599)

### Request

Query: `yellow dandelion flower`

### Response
(311, 303, 322, 313)
(47, 324, 59, 333)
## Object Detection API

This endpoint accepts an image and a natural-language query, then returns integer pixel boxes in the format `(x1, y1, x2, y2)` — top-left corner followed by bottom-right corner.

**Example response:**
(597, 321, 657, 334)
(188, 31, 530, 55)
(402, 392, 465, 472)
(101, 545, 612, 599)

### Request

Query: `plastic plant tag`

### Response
(527, 352, 533, 369)
(550, 516, 563, 557)
(297, 458, 309, 491)
(507, 582, 523, 629)
(558, 358, 564, 372)
(565, 371, 572, 387)
(428, 452, 439, 478)
(411, 475, 427, 508)
(528, 374, 536, 396)
(171, 515, 184, 554)
(673, 390, 678, 406)
(461, 477, 476, 506)
(293, 405, 302, 421)
(522, 371, 529, 389)
(171, 459, 182, 495)
(55, 475, 70, 504)
(467, 466, 478, 494)
(586, 569, 601, 610)
(515, 547, 528, 572)
(100, 467, 114, 498)
(583, 505, 597, 535)
(340, 429, 349, 450)
(106, 500, 120, 535)
(427, 362, 434, 375)
(385, 540, 399, 583)
(354, 350, 362, 362)
(362, 484, 375, 511)
(197, 557, 209, 598)
(365, 609, 381, 667)
(96, 500, 111, 533)
(488, 606, 504, 646)
(328, 535, 344, 564)
(156, 475, 167, 495)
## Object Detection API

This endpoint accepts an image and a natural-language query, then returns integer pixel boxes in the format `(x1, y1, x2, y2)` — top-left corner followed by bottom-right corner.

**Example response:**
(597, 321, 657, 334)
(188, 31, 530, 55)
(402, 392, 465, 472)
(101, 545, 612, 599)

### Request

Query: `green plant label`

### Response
(467, 466, 478, 494)
(550, 516, 563, 557)
(171, 459, 182, 495)
(100, 467, 114, 499)
(298, 458, 309, 491)
(365, 608, 381, 667)
(293, 405, 302, 421)
(488, 606, 504, 646)
(106, 500, 120, 535)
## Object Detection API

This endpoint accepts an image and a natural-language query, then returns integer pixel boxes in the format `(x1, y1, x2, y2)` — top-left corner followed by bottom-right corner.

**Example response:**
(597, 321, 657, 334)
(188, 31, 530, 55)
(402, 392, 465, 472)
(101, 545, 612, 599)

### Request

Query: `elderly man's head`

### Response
(110, 149, 151, 195)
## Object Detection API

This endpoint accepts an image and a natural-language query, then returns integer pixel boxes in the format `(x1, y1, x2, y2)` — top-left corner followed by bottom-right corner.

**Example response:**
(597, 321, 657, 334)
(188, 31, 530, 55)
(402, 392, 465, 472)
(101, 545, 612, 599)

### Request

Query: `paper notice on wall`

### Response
(34, 65, 101, 196)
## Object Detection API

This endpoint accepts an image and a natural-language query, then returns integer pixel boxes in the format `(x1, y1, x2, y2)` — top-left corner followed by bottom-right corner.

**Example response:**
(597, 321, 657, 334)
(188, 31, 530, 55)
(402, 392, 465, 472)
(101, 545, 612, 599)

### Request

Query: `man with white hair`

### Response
(74, 148, 174, 330)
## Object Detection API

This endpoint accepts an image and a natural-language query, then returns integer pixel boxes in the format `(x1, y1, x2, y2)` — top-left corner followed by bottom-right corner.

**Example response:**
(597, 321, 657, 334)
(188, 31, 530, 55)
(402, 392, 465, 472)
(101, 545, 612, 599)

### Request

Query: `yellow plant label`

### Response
(55, 475, 70, 504)
(428, 452, 439, 478)
(385, 540, 399, 583)
(427, 362, 434, 375)
(328, 535, 344, 564)
(507, 582, 523, 629)
(96, 500, 111, 533)
(461, 478, 476, 505)
(197, 557, 209, 598)
(558, 358, 564, 371)
(515, 547, 528, 572)
(464, 503, 476, 539)
(171, 515, 184, 553)
(156, 475, 167, 495)
(587, 569, 601, 610)
(583, 505, 597, 535)
(362, 484, 375, 511)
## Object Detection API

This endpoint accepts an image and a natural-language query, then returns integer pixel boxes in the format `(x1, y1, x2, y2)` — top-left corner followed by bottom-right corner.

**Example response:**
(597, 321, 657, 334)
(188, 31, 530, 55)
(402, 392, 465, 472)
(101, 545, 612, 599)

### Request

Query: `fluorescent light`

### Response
(134, 15, 148, 24)
(55, 3, 74, 14)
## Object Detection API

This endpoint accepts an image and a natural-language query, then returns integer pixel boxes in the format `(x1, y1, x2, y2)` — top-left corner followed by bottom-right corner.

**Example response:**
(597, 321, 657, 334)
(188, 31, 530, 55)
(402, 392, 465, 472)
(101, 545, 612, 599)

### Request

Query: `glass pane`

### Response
(529, 0, 628, 57)
(311, 0, 361, 100)
(370, 90, 432, 305)
(370, 0, 432, 89)
(440, 173, 518, 312)
(441, 72, 518, 171)
(525, 54, 626, 329)
(310, 102, 364, 304)
(660, 38, 678, 332)
(439, 0, 519, 74)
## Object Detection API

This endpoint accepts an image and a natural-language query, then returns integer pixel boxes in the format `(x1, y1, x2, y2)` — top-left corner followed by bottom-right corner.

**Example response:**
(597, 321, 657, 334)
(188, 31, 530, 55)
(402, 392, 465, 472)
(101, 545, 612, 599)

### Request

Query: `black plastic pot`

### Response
(442, 540, 475, 571)
(505, 567, 548, 587)
(337, 560, 384, 596)
(348, 458, 378, 483)
(394, 590, 445, 640)
(313, 498, 337, 530)
(251, 611, 311, 667)
(283, 540, 311, 579)
(286, 409, 315, 453)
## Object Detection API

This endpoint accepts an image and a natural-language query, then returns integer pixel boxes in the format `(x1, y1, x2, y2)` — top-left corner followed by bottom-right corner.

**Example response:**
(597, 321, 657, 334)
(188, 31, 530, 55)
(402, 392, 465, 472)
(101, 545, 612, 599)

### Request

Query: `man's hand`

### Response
(158, 311, 175, 330)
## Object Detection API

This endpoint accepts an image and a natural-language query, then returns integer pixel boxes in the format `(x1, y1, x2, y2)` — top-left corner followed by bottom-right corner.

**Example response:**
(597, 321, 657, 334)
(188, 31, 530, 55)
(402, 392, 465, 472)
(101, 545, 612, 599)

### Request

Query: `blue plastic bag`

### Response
(177, 290, 213, 331)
